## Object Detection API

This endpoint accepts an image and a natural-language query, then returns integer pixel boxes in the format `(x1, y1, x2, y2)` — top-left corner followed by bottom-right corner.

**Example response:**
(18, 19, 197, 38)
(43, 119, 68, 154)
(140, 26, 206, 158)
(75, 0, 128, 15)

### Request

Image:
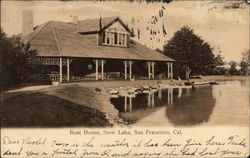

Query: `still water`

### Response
(110, 80, 249, 127)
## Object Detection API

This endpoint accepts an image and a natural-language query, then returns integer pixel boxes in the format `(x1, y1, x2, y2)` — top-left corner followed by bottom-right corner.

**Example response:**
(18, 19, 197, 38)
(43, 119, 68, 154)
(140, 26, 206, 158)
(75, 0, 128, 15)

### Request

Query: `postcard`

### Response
(1, 0, 249, 157)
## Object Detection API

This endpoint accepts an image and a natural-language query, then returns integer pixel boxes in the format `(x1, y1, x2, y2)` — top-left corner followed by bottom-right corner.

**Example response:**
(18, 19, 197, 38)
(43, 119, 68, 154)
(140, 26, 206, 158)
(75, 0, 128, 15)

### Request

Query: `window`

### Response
(114, 32, 118, 45)
(102, 32, 105, 43)
(110, 32, 114, 45)
(107, 32, 110, 44)
(102, 31, 128, 47)
(119, 34, 123, 45)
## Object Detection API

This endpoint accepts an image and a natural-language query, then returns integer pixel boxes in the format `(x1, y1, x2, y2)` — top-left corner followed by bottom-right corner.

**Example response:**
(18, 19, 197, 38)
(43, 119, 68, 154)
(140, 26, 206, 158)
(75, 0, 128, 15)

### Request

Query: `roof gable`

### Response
(77, 16, 117, 33)
(101, 18, 133, 35)
(77, 16, 132, 35)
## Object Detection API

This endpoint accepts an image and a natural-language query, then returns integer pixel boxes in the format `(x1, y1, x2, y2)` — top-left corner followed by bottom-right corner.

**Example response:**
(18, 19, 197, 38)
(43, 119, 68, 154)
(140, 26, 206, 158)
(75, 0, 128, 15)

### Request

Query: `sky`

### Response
(1, 0, 249, 62)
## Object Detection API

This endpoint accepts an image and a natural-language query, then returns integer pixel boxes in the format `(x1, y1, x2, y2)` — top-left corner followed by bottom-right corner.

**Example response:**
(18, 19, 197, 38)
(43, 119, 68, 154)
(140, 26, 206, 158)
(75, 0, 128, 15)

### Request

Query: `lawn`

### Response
(1, 84, 114, 127)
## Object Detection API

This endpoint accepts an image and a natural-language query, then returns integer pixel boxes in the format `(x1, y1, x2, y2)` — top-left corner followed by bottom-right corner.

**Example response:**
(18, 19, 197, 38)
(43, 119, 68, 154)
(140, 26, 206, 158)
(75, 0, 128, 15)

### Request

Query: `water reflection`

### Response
(110, 81, 248, 127)
(178, 88, 182, 98)
(166, 87, 215, 126)
(110, 87, 194, 124)
(168, 88, 173, 105)
(110, 88, 176, 112)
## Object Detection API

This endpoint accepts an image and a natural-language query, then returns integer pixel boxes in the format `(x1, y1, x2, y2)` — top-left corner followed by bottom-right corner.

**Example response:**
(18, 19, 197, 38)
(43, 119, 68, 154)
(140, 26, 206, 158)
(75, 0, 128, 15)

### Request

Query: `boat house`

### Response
(23, 16, 174, 83)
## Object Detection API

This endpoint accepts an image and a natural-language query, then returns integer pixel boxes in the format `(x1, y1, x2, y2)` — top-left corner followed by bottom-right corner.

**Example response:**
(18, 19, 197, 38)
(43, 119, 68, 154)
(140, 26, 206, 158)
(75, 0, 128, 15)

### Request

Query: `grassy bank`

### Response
(1, 84, 120, 127)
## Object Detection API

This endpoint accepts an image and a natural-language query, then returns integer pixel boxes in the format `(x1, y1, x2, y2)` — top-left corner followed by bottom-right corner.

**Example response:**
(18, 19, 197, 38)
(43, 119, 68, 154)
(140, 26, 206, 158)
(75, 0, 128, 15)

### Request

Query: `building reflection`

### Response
(110, 86, 215, 126)
(147, 90, 156, 107)
(166, 87, 215, 126)
(109, 81, 250, 127)
(124, 95, 135, 112)
(111, 88, 175, 113)
(158, 88, 162, 99)
(178, 88, 182, 98)
(168, 88, 173, 105)
(124, 96, 127, 112)
(186, 88, 190, 96)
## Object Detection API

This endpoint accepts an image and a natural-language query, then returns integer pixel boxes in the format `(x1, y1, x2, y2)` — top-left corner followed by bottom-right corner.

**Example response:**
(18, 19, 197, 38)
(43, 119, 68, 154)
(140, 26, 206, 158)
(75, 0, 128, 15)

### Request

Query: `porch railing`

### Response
(26, 74, 67, 81)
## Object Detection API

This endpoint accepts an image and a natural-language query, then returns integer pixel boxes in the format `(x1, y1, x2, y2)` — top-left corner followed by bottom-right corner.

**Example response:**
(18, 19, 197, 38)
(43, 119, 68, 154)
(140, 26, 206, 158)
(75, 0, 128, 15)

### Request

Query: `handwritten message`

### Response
(1, 128, 249, 158)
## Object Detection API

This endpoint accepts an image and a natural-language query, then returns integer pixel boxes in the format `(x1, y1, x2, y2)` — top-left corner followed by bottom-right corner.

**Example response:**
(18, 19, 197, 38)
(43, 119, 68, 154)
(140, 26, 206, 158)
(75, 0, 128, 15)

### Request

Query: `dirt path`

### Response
(1, 84, 53, 102)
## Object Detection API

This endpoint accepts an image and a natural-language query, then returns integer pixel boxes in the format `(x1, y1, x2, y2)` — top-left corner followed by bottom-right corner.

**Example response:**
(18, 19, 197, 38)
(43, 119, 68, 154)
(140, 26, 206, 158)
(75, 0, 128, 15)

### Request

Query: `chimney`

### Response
(22, 10, 33, 37)
(99, 16, 102, 30)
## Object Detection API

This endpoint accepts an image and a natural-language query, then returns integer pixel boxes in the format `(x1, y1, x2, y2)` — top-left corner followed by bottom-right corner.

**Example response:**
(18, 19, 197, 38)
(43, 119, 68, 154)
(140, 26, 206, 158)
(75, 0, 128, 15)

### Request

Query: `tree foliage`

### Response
(240, 49, 249, 75)
(211, 53, 227, 75)
(228, 61, 238, 75)
(163, 26, 215, 79)
(214, 54, 225, 66)
(0, 28, 37, 89)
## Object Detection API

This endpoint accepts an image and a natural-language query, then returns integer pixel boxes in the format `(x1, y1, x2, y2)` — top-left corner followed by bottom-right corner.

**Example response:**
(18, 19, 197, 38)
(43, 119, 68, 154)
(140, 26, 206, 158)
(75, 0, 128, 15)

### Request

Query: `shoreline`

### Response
(1, 75, 248, 127)
(96, 75, 249, 126)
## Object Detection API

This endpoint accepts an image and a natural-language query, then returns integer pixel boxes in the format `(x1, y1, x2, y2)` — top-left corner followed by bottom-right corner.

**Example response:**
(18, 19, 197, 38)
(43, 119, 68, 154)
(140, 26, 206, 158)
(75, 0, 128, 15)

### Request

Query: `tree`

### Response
(240, 49, 249, 75)
(0, 28, 37, 89)
(228, 61, 238, 75)
(163, 26, 215, 79)
(214, 54, 225, 66)
(212, 53, 227, 75)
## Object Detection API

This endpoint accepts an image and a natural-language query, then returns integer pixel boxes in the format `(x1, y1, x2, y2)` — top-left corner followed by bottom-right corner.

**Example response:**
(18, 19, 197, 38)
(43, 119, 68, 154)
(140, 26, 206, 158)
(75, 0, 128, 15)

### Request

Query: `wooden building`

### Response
(23, 16, 174, 82)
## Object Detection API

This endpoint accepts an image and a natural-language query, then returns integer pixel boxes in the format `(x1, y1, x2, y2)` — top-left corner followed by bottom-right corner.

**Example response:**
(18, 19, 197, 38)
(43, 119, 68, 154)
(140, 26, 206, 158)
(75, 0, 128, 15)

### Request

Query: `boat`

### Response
(210, 81, 219, 85)
(135, 86, 144, 92)
(184, 81, 194, 86)
(142, 89, 150, 93)
(194, 82, 210, 85)
(109, 90, 119, 94)
(108, 88, 119, 94)
(185, 81, 219, 87)
(119, 92, 136, 98)
(110, 94, 119, 98)
(130, 87, 138, 92)
(159, 84, 192, 89)
(150, 85, 159, 89)
(188, 81, 215, 88)
(127, 89, 136, 94)
(194, 82, 211, 86)
(142, 85, 150, 90)
(119, 90, 128, 96)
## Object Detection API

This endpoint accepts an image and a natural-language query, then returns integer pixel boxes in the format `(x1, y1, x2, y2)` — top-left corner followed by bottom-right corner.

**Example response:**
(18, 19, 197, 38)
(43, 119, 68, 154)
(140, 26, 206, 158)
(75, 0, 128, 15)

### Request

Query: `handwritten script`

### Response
(1, 129, 249, 158)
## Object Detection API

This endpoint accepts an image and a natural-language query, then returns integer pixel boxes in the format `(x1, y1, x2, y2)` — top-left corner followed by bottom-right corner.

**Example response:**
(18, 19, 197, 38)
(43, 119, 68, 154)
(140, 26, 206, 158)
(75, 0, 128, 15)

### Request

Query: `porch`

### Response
(27, 57, 174, 83)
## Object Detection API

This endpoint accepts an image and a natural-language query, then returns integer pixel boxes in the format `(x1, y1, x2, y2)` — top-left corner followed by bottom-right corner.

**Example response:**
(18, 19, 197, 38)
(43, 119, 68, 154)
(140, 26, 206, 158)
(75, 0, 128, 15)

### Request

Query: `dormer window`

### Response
(102, 31, 129, 47)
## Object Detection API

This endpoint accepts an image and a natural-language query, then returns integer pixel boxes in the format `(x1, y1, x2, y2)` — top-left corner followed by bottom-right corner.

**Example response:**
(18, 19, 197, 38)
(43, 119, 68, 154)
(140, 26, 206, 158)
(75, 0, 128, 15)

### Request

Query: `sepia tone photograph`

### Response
(1, 0, 249, 157)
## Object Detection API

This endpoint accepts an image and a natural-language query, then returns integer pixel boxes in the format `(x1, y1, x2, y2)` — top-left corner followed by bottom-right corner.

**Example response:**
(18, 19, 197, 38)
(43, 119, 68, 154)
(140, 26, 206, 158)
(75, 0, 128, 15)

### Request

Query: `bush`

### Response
(0, 29, 37, 89)
(238, 70, 245, 76)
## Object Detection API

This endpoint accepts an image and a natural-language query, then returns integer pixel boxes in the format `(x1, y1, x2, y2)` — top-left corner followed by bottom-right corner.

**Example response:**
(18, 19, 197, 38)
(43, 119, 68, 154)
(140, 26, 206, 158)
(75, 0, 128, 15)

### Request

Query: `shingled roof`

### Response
(77, 16, 115, 32)
(23, 17, 174, 62)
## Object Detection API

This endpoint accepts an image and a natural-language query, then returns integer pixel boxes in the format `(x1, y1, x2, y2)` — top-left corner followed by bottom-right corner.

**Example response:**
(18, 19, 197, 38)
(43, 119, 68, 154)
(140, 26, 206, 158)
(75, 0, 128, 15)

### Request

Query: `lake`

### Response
(110, 80, 249, 127)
